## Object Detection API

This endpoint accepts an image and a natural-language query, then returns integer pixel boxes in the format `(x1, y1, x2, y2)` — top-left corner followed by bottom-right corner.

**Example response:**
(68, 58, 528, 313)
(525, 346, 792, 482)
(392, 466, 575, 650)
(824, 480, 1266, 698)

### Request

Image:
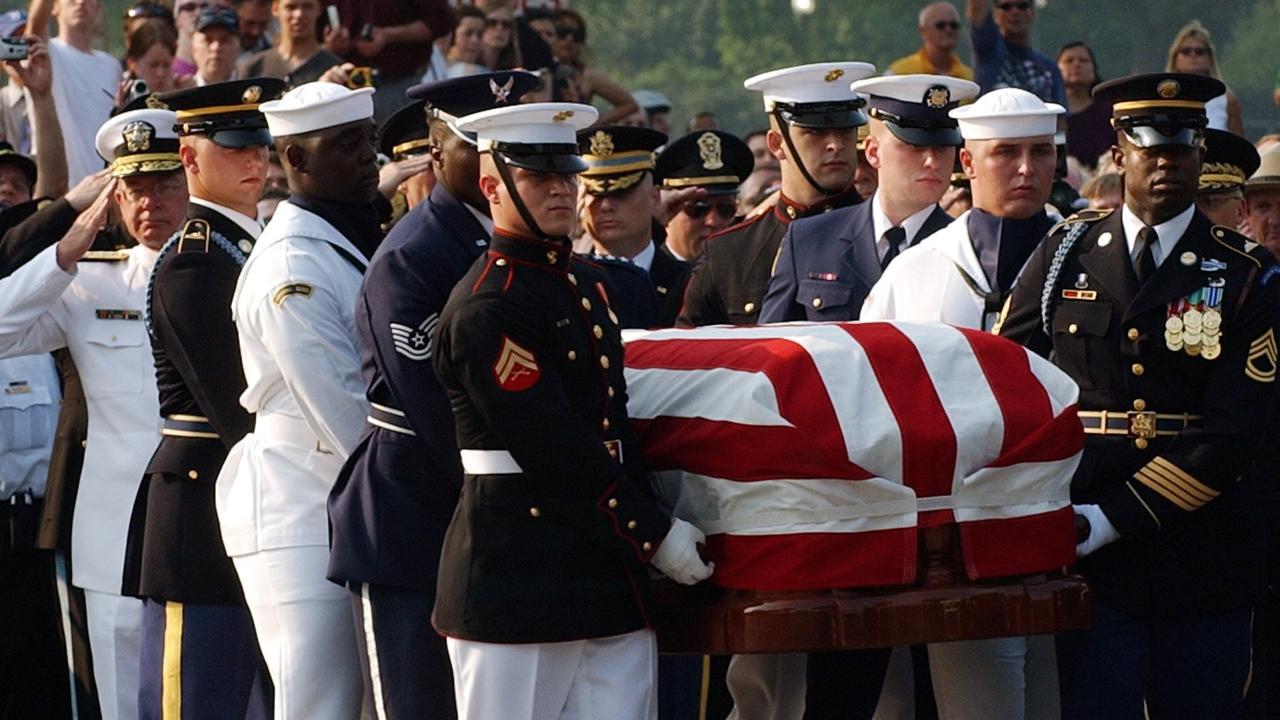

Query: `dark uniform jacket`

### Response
(649, 243, 692, 327)
(1000, 208, 1280, 618)
(760, 200, 952, 323)
(678, 191, 860, 327)
(123, 204, 255, 604)
(432, 230, 671, 644)
(328, 184, 485, 591)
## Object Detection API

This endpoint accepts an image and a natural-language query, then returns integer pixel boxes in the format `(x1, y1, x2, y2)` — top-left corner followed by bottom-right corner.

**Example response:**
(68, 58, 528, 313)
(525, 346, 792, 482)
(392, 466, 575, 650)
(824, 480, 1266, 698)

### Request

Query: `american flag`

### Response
(623, 322, 1083, 592)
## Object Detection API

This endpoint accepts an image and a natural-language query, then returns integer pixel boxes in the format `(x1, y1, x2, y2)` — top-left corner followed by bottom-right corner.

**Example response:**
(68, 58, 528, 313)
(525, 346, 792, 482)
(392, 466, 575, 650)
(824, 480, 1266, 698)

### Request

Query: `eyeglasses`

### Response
(485, 18, 513, 29)
(996, 1, 1031, 11)
(125, 2, 172, 20)
(933, 20, 960, 30)
(176, 1, 207, 14)
(1178, 46, 1209, 57)
(683, 199, 737, 221)
(119, 175, 186, 203)
(555, 25, 584, 41)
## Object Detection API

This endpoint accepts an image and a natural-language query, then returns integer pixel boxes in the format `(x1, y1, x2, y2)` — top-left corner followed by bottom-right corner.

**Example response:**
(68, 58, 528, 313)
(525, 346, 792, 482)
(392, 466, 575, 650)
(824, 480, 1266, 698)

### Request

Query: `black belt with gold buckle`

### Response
(1078, 410, 1202, 438)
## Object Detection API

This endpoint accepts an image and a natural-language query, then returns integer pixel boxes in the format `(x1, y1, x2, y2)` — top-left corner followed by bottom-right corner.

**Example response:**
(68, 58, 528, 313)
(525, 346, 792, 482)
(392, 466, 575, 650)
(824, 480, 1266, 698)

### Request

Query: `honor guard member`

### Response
(999, 73, 1280, 720)
(217, 81, 381, 720)
(1195, 128, 1258, 229)
(677, 62, 874, 327)
(761, 74, 977, 324)
(328, 69, 538, 720)
(378, 99, 435, 224)
(580, 125, 691, 326)
(864, 87, 1063, 332)
(121, 79, 284, 720)
(654, 129, 754, 264)
(434, 102, 714, 720)
(0, 108, 191, 720)
(862, 87, 1065, 720)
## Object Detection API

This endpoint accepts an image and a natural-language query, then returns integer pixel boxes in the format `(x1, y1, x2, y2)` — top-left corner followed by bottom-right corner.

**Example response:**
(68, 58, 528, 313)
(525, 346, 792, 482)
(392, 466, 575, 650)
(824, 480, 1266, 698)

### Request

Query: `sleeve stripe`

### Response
(1134, 469, 1201, 511)
(1151, 457, 1220, 500)
(1143, 463, 1217, 505)
(1126, 482, 1162, 529)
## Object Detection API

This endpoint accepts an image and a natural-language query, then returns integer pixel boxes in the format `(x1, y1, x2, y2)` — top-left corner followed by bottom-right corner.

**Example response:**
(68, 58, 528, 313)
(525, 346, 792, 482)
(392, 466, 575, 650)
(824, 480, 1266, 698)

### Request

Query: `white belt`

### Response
(460, 449, 524, 475)
(255, 414, 333, 454)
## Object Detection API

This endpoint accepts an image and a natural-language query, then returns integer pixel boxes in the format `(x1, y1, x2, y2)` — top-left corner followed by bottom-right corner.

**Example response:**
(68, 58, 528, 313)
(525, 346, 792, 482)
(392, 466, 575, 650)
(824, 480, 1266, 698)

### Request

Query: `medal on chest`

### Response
(1165, 275, 1225, 359)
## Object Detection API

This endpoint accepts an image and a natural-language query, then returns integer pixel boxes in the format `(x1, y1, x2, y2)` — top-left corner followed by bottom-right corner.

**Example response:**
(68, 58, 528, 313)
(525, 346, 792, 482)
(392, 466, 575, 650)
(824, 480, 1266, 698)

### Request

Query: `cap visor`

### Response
(885, 123, 963, 148)
(783, 108, 868, 129)
(210, 128, 274, 148)
(1122, 126, 1201, 149)
(501, 153, 588, 174)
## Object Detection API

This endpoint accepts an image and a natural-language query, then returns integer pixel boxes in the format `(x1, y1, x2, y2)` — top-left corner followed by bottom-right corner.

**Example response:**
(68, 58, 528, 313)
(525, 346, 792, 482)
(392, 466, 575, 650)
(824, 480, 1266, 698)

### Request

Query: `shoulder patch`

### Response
(271, 282, 314, 305)
(390, 313, 438, 361)
(81, 250, 130, 262)
(492, 335, 539, 391)
(1247, 328, 1277, 383)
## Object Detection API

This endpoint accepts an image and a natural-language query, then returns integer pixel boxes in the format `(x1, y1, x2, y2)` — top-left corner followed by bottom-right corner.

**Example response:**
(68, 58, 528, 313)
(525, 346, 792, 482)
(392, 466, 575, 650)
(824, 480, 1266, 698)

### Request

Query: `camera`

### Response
(0, 37, 28, 62)
(347, 66, 375, 89)
(125, 77, 149, 103)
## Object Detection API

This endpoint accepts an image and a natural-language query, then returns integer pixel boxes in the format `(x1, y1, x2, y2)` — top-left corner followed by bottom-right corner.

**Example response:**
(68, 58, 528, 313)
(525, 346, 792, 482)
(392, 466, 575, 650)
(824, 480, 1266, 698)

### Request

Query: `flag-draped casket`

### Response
(624, 321, 1083, 592)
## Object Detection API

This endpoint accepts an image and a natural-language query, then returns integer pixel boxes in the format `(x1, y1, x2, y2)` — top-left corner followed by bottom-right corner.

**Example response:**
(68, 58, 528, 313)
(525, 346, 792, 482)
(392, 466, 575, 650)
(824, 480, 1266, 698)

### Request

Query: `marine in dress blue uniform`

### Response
(327, 70, 539, 720)
(999, 73, 1280, 720)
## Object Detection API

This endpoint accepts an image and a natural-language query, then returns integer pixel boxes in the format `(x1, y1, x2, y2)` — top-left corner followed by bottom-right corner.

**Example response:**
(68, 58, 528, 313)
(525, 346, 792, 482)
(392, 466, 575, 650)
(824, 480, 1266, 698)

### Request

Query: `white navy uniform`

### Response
(0, 242, 159, 720)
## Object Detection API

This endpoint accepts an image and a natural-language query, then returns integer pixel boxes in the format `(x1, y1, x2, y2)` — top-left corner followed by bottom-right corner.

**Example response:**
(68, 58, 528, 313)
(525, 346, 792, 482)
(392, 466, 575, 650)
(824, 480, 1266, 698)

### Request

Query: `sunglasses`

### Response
(996, 1, 1031, 10)
(485, 18, 513, 29)
(683, 200, 737, 221)
(933, 20, 960, 30)
(1178, 46, 1209, 57)
(555, 25, 584, 41)
(126, 2, 172, 20)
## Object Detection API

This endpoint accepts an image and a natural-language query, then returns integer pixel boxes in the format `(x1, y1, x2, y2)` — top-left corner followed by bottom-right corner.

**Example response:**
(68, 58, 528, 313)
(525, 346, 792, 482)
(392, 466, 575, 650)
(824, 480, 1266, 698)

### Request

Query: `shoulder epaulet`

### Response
(176, 218, 212, 253)
(1210, 224, 1266, 268)
(471, 253, 515, 295)
(1048, 207, 1112, 237)
(81, 250, 130, 262)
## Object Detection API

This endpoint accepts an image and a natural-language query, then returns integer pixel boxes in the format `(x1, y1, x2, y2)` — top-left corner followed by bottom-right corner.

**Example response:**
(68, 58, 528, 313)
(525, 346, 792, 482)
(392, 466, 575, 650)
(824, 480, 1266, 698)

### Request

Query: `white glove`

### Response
(650, 518, 715, 585)
(1074, 503, 1120, 558)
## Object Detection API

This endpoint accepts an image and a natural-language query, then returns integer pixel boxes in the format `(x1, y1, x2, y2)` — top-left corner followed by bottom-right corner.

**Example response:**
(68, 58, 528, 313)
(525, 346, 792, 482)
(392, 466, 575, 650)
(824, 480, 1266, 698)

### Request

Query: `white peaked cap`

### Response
(744, 62, 877, 111)
(259, 82, 375, 137)
(95, 108, 178, 163)
(850, 74, 980, 105)
(455, 102, 599, 149)
(949, 88, 1065, 140)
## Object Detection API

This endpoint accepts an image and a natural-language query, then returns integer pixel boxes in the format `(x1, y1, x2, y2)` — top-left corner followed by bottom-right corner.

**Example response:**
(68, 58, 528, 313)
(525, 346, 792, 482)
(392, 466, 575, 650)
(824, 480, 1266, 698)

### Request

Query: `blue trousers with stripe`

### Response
(350, 582, 456, 720)
(138, 599, 271, 720)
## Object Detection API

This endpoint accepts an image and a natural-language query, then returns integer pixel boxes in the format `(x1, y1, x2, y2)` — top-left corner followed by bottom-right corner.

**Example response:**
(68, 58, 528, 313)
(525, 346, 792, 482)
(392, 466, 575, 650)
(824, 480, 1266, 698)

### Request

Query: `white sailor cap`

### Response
(95, 108, 183, 177)
(456, 102, 598, 173)
(851, 74, 980, 146)
(743, 62, 876, 127)
(949, 88, 1065, 141)
(258, 81, 375, 137)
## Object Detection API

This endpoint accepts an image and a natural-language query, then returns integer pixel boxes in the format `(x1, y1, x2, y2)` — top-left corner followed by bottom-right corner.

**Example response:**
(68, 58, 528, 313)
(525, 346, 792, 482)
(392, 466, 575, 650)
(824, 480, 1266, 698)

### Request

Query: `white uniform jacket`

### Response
(861, 210, 998, 330)
(0, 244, 160, 592)
(217, 200, 369, 557)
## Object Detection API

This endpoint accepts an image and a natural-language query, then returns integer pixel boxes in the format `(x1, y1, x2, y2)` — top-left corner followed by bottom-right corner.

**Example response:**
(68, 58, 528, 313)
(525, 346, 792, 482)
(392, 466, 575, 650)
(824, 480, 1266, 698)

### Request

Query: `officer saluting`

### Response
(327, 70, 539, 720)
(1000, 73, 1280, 720)
(433, 102, 713, 720)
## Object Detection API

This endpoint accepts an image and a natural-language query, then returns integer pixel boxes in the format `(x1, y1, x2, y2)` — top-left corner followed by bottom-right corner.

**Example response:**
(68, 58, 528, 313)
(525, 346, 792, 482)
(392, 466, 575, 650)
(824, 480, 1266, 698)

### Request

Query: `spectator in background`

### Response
(189, 6, 241, 85)
(232, 0, 272, 55)
(687, 111, 719, 131)
(1245, 148, 1280, 259)
(551, 9, 640, 126)
(1058, 41, 1111, 170)
(1079, 171, 1122, 210)
(0, 10, 32, 154)
(853, 124, 878, 199)
(125, 20, 179, 94)
(744, 128, 778, 171)
(477, 0, 520, 71)
(238, 0, 342, 88)
(1, 34, 66, 201)
(633, 89, 672, 135)
(888, 2, 973, 80)
(27, 0, 122, 185)
(966, 0, 1064, 104)
(323, 0, 453, 121)
(446, 5, 487, 77)
(172, 0, 209, 76)
(1166, 21, 1243, 136)
(122, 0, 174, 37)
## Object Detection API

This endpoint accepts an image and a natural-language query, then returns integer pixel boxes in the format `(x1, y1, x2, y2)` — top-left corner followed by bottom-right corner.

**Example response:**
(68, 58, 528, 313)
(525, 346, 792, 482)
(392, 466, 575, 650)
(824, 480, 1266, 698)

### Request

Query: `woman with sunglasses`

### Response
(477, 0, 520, 71)
(445, 4, 488, 77)
(1166, 21, 1243, 136)
(548, 9, 639, 127)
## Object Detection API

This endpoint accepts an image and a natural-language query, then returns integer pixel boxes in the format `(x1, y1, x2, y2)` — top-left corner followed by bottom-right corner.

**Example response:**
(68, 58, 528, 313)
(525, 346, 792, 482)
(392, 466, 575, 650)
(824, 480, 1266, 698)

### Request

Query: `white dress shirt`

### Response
(871, 192, 939, 261)
(1121, 203, 1193, 268)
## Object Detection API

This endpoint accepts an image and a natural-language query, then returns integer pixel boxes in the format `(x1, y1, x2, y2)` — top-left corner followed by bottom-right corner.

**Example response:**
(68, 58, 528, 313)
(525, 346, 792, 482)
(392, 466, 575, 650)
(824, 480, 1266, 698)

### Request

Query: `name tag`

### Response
(4, 381, 31, 395)
(95, 308, 142, 320)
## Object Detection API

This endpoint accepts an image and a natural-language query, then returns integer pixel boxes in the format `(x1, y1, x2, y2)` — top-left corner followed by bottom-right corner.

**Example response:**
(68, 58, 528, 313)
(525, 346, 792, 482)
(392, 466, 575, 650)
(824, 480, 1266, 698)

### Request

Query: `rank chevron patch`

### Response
(390, 313, 438, 361)
(1246, 328, 1277, 383)
(493, 335, 540, 391)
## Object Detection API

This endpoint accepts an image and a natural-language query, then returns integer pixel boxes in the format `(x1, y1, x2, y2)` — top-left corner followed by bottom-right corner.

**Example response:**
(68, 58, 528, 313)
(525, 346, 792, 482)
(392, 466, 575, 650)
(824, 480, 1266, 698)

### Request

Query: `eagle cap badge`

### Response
(242, 85, 262, 104)
(1157, 79, 1181, 99)
(589, 130, 614, 157)
(824, 68, 845, 83)
(924, 85, 951, 109)
(122, 121, 154, 152)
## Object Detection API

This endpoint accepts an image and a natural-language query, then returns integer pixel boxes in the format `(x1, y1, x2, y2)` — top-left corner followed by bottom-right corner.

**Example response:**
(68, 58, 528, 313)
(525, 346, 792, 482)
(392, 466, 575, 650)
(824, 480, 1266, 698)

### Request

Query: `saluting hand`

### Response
(377, 155, 434, 200)
(65, 169, 113, 212)
(56, 178, 116, 272)
(656, 186, 707, 226)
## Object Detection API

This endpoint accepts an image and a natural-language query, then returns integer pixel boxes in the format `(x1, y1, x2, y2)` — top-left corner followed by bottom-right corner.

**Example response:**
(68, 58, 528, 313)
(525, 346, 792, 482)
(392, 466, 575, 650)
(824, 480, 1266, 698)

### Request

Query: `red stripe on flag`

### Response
(839, 323, 956, 498)
(956, 506, 1076, 579)
(986, 404, 1084, 468)
(958, 328, 1054, 455)
(706, 529, 917, 590)
(626, 338, 872, 481)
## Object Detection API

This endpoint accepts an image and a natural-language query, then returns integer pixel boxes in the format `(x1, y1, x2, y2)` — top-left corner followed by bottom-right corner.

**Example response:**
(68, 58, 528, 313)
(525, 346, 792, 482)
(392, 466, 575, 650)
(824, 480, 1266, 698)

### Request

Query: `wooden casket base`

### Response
(654, 526, 1093, 654)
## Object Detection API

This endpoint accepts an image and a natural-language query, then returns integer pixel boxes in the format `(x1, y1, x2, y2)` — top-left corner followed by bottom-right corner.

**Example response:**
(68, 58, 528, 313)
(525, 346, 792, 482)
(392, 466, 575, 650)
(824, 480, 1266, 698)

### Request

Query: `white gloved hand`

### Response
(1074, 503, 1120, 558)
(650, 518, 715, 585)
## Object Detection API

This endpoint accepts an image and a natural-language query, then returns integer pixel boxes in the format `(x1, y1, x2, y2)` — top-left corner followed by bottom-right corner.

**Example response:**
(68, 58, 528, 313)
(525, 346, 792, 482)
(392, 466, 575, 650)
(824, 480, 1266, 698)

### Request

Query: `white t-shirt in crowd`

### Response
(36, 38, 120, 185)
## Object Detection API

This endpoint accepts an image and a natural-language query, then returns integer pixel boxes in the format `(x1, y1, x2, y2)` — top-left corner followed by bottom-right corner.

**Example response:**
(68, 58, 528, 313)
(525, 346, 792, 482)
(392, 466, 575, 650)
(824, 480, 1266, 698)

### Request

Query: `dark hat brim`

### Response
(499, 152, 588, 174)
(1121, 125, 1202, 149)
(781, 107, 869, 129)
(209, 127, 274, 149)
(884, 122, 963, 148)
(0, 152, 36, 185)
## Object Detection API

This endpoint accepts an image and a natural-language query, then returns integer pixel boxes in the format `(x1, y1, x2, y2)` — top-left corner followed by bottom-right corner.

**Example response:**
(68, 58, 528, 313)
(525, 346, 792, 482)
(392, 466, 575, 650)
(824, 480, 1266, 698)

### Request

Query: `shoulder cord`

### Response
(145, 229, 247, 339)
(1039, 220, 1090, 337)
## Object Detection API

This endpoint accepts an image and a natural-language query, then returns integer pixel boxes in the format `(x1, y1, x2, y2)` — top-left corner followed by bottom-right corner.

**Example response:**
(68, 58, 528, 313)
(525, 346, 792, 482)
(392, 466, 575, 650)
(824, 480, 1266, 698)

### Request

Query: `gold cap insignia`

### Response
(122, 121, 154, 153)
(553, 110, 574, 123)
(924, 85, 951, 109)
(1157, 79, 1181, 99)
(697, 132, 723, 170)
(242, 85, 262, 104)
(824, 68, 845, 83)
(589, 130, 614, 157)
(145, 94, 168, 110)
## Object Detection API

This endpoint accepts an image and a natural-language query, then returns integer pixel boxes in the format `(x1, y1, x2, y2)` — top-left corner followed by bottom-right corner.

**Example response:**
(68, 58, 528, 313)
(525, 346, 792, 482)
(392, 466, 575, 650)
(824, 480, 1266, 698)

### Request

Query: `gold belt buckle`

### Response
(1127, 411, 1157, 439)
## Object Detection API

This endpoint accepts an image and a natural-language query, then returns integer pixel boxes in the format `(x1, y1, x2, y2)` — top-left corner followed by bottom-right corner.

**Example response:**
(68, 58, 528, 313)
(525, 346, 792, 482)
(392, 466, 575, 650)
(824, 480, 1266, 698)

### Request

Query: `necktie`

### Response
(881, 226, 907, 270)
(1135, 226, 1158, 285)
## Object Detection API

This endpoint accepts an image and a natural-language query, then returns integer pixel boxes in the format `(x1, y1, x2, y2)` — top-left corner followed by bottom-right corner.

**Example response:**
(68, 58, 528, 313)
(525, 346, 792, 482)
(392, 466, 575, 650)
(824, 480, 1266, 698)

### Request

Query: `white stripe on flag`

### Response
(623, 367, 792, 426)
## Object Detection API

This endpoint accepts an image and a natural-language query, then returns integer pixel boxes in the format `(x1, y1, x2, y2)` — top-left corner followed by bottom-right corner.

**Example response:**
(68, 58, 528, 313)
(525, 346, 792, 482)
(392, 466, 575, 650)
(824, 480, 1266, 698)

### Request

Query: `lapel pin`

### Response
(1180, 251, 1197, 266)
